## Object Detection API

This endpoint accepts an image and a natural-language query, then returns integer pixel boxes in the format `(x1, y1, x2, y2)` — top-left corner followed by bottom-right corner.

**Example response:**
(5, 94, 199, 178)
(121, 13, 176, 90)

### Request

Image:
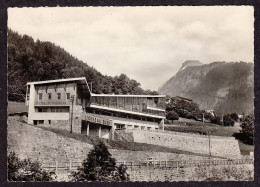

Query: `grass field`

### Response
(8, 101, 28, 114)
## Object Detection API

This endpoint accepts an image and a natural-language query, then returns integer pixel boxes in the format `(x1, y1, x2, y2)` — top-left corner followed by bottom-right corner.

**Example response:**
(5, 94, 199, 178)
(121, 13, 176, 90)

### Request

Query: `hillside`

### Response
(159, 61, 254, 114)
(8, 29, 157, 102)
(8, 117, 216, 163)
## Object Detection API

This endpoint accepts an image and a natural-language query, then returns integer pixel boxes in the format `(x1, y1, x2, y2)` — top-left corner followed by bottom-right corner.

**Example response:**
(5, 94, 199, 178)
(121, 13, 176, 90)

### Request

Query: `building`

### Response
(26, 77, 166, 140)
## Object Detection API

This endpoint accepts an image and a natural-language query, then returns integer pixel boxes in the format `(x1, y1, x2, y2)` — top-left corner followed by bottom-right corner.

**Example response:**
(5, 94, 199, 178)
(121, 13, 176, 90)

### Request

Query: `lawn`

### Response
(8, 101, 28, 114)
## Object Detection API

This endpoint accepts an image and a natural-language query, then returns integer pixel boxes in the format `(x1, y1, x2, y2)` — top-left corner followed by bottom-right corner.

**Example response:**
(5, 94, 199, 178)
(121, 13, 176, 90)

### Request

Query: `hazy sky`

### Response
(8, 6, 254, 90)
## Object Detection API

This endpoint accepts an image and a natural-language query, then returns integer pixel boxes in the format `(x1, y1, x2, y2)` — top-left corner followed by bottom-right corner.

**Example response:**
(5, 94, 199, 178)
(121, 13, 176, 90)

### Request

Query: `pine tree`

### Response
(70, 141, 129, 181)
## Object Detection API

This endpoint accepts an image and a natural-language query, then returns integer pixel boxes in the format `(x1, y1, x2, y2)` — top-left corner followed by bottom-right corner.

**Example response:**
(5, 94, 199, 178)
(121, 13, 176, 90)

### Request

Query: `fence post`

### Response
(55, 161, 58, 173)
(159, 161, 161, 167)
(69, 159, 72, 171)
(176, 161, 179, 175)
(153, 160, 155, 168)
(131, 161, 134, 170)
(165, 160, 167, 168)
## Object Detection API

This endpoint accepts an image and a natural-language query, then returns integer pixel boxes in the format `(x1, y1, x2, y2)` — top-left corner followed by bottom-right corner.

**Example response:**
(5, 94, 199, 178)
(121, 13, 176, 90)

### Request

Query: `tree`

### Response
(223, 114, 235, 126)
(166, 111, 179, 122)
(210, 116, 222, 125)
(70, 141, 129, 181)
(8, 151, 54, 181)
(230, 112, 239, 121)
(240, 114, 254, 145)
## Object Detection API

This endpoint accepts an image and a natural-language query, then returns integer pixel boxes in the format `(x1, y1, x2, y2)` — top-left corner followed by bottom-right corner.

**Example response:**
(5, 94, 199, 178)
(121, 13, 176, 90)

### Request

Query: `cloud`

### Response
(8, 6, 254, 90)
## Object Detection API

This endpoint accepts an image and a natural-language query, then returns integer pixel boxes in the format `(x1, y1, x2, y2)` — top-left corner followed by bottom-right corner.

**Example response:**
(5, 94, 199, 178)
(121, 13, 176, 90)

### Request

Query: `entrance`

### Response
(81, 120, 88, 134)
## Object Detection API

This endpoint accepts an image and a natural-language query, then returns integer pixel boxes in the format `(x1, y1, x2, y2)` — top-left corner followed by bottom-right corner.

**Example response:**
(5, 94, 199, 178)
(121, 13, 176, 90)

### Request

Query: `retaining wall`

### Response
(129, 130, 241, 158)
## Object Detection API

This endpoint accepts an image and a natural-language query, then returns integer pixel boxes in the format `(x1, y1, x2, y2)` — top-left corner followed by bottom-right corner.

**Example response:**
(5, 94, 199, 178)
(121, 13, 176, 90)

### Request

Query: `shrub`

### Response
(8, 151, 54, 181)
(230, 113, 239, 121)
(70, 141, 129, 181)
(240, 113, 254, 145)
(223, 114, 235, 126)
(166, 111, 179, 122)
(210, 116, 222, 125)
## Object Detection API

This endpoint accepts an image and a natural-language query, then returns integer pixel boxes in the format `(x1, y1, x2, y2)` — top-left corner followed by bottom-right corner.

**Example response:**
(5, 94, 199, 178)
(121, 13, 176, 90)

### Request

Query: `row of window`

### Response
(38, 93, 71, 100)
(37, 107, 70, 112)
(115, 124, 158, 130)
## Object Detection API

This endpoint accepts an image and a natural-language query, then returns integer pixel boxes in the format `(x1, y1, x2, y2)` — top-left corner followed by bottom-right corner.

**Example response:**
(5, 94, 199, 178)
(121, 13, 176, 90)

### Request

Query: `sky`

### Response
(8, 6, 254, 90)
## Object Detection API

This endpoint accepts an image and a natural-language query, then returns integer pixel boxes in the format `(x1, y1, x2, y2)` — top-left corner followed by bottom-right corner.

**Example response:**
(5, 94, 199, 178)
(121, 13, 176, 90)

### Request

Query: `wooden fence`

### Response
(41, 158, 254, 173)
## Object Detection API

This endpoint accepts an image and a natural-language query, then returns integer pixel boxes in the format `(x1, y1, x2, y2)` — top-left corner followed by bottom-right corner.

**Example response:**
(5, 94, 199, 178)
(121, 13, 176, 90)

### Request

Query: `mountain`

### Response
(159, 61, 254, 114)
(178, 60, 203, 72)
(8, 29, 158, 101)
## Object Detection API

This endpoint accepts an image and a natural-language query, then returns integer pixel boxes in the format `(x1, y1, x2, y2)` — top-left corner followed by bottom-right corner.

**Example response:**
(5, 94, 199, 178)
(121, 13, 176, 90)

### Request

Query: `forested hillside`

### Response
(8, 29, 157, 101)
(159, 61, 254, 114)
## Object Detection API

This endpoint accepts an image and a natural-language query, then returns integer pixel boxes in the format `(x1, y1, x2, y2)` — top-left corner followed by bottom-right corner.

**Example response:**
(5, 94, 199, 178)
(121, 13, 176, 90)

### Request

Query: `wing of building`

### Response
(26, 77, 166, 140)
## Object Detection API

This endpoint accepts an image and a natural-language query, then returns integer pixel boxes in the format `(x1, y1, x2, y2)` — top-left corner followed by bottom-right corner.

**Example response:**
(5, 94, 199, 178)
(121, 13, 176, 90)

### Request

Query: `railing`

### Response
(35, 100, 71, 105)
(91, 103, 166, 117)
(114, 130, 130, 142)
(41, 158, 254, 172)
(117, 158, 254, 170)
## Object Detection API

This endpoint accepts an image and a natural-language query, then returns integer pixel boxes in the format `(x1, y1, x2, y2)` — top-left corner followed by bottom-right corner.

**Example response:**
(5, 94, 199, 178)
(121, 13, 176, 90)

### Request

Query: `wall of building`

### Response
(35, 82, 76, 105)
(128, 131, 241, 158)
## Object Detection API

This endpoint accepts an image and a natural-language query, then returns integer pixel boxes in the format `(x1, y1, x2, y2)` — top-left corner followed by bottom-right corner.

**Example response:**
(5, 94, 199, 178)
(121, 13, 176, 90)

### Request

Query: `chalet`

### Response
(26, 77, 166, 140)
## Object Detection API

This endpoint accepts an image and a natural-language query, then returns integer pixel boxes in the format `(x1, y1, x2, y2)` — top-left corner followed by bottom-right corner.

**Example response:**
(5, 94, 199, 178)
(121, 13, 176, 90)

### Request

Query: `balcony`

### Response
(32, 112, 69, 120)
(90, 103, 166, 118)
(35, 100, 72, 106)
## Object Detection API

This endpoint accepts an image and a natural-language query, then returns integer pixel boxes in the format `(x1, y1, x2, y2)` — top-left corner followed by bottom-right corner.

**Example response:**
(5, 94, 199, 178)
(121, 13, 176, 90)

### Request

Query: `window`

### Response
(116, 124, 124, 129)
(141, 126, 145, 130)
(48, 93, 52, 100)
(66, 93, 70, 100)
(39, 93, 42, 100)
(147, 127, 151, 130)
(57, 93, 61, 100)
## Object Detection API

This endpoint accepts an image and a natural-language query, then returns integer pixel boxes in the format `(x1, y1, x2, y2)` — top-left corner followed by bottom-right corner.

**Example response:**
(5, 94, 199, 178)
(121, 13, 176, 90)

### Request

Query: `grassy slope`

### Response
(36, 125, 220, 158)
(165, 118, 254, 155)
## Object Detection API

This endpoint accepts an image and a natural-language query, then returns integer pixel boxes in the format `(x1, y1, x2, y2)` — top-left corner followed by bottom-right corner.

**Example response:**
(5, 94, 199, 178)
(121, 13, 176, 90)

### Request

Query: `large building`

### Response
(26, 77, 166, 140)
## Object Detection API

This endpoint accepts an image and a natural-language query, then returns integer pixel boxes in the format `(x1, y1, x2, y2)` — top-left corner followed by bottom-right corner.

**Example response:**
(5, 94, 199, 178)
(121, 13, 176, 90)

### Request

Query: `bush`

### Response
(240, 114, 254, 145)
(230, 113, 239, 121)
(8, 151, 54, 181)
(70, 141, 129, 181)
(223, 114, 235, 126)
(210, 116, 222, 125)
(166, 111, 179, 122)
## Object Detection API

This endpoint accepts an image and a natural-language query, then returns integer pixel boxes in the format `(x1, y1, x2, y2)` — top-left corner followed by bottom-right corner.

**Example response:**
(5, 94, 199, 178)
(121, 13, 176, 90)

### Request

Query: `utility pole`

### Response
(208, 130, 211, 156)
(70, 95, 75, 133)
(202, 113, 205, 126)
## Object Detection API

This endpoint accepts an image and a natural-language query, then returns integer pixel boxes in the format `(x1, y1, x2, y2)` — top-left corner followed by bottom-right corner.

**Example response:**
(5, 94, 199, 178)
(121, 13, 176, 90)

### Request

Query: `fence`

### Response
(117, 158, 254, 170)
(41, 158, 254, 173)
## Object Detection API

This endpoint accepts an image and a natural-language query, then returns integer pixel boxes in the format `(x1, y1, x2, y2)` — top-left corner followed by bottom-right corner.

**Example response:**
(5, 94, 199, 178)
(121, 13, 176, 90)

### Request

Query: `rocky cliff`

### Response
(159, 61, 254, 114)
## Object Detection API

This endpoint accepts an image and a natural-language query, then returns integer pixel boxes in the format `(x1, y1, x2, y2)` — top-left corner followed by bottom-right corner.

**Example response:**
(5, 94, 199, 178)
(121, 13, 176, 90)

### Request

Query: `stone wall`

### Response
(128, 131, 241, 158)
(127, 164, 253, 181)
